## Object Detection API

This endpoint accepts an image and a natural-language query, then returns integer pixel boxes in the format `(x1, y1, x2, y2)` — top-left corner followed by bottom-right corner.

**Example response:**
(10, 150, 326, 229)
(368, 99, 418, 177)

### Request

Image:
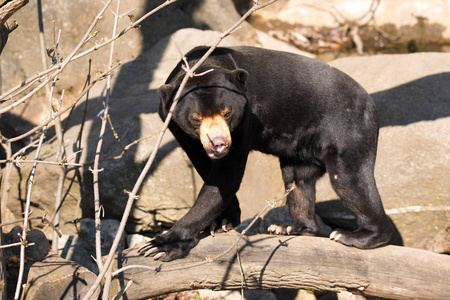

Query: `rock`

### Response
(3, 227, 98, 300)
(23, 253, 99, 300)
(79, 218, 127, 253)
(5, 158, 83, 240)
(58, 234, 99, 273)
(427, 220, 450, 254)
(1, 0, 145, 123)
(127, 233, 152, 249)
(58, 219, 126, 273)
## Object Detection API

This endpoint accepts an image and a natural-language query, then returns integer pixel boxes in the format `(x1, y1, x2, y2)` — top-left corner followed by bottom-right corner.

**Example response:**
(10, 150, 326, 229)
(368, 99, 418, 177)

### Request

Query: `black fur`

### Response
(143, 46, 393, 261)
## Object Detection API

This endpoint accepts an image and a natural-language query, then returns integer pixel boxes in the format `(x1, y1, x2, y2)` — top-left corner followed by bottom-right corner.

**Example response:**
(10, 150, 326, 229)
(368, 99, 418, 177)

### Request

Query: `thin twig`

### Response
(83, 133, 158, 164)
(92, 0, 122, 284)
(0, 215, 63, 238)
(0, 142, 12, 210)
(105, 114, 125, 151)
(112, 280, 133, 300)
(14, 73, 60, 300)
(4, 63, 121, 144)
(0, 159, 83, 167)
(0, 242, 35, 250)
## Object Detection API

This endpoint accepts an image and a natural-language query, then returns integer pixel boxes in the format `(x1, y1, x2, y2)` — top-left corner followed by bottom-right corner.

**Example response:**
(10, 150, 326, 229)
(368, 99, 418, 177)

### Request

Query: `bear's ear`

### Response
(230, 69, 249, 92)
(157, 84, 176, 117)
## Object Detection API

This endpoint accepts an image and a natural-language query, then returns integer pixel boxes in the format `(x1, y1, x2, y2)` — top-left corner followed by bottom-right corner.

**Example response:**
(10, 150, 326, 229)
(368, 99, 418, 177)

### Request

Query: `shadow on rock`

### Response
(371, 72, 450, 127)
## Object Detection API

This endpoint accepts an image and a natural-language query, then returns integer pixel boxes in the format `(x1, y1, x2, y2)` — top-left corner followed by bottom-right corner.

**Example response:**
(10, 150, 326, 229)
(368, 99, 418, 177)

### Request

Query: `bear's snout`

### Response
(199, 115, 232, 159)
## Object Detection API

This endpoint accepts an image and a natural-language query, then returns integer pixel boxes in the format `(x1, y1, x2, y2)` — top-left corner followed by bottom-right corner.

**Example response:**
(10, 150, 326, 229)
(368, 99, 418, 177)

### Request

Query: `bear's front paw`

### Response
(137, 230, 199, 262)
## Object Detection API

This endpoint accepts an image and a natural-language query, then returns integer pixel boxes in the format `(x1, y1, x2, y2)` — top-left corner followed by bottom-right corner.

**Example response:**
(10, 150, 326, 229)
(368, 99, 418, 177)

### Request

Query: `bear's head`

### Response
(158, 68, 248, 159)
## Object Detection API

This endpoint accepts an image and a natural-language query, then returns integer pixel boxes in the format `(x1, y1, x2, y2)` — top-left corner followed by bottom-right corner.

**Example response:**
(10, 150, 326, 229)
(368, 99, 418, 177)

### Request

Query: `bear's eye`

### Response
(222, 109, 232, 120)
(190, 114, 202, 127)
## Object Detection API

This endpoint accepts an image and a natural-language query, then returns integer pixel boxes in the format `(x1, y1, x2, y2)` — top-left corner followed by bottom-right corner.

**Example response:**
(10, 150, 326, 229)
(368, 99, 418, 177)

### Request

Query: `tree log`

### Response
(111, 233, 450, 299)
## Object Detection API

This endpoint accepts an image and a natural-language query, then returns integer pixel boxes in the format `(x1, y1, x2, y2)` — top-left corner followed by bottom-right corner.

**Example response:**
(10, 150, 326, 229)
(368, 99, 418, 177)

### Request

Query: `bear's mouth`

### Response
(205, 137, 230, 159)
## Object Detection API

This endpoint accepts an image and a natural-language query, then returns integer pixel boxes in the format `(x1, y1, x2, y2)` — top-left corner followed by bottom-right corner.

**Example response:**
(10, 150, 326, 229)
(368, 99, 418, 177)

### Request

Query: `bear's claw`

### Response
(137, 239, 166, 259)
(329, 230, 342, 242)
(209, 218, 234, 237)
(137, 229, 200, 261)
(152, 252, 167, 260)
(267, 224, 293, 235)
(268, 224, 318, 236)
(137, 242, 159, 257)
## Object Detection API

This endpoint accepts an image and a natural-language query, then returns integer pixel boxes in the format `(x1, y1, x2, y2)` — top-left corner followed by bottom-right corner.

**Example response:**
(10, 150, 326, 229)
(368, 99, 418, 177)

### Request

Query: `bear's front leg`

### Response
(138, 184, 226, 261)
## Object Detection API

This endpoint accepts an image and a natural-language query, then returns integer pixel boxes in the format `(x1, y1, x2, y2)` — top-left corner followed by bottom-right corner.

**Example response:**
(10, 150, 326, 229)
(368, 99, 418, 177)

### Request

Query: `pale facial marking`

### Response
(199, 114, 232, 159)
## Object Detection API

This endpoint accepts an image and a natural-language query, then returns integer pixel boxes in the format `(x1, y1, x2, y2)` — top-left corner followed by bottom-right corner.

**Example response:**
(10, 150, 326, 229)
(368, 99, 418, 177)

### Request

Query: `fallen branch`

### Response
(111, 234, 450, 299)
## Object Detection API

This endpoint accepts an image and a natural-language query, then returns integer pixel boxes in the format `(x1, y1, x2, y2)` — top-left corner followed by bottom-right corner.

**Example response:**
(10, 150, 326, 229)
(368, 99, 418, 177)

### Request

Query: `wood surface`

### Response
(110, 233, 450, 299)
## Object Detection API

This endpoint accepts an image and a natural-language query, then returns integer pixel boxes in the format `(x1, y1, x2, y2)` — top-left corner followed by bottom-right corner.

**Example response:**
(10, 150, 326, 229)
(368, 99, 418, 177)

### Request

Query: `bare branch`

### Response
(92, 0, 122, 281)
(14, 72, 61, 300)
(4, 63, 121, 143)
(0, 159, 83, 167)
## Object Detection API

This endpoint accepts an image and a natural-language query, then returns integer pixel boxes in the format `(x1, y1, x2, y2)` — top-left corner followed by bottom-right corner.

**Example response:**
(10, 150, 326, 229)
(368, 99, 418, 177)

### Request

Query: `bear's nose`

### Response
(211, 137, 229, 154)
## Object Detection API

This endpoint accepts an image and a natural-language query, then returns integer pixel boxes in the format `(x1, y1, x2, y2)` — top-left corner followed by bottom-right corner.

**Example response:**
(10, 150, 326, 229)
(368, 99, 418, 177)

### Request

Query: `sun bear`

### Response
(138, 46, 393, 261)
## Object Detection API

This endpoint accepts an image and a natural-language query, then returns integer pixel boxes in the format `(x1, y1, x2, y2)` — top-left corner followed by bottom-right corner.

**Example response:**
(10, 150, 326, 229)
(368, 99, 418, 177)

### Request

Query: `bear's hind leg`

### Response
(327, 156, 393, 248)
(209, 195, 241, 235)
(268, 161, 324, 236)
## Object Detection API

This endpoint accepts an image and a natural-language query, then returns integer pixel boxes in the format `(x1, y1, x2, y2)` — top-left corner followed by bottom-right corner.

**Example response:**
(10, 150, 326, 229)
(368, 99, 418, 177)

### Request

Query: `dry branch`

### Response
(111, 234, 450, 299)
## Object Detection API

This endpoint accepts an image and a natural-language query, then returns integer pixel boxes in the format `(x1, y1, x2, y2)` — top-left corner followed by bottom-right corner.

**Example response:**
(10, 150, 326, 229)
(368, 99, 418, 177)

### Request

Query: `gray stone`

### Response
(58, 218, 126, 273)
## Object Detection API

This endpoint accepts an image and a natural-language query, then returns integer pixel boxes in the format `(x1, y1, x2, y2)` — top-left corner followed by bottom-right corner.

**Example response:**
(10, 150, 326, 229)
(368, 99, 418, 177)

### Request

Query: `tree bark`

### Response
(111, 233, 450, 299)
